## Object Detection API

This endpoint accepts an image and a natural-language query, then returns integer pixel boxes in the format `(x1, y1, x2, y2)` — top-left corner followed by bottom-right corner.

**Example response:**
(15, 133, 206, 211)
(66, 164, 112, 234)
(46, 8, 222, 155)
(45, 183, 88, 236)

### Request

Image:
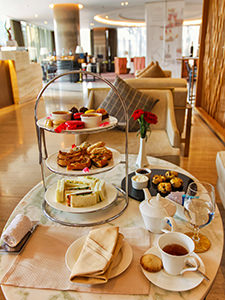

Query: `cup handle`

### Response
(161, 217, 177, 233)
(180, 255, 200, 275)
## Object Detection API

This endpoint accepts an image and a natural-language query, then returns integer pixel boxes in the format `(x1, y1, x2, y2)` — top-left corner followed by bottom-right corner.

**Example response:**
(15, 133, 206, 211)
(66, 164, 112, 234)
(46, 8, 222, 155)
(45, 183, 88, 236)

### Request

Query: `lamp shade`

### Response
(75, 45, 84, 53)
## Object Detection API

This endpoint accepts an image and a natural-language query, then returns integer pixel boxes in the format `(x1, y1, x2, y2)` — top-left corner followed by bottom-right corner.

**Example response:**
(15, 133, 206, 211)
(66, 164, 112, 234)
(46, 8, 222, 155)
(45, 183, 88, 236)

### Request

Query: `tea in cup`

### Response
(158, 232, 200, 276)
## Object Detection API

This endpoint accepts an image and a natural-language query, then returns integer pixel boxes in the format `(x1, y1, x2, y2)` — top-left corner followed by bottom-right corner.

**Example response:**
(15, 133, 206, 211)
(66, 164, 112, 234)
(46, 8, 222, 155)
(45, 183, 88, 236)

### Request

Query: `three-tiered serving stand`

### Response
(35, 70, 129, 227)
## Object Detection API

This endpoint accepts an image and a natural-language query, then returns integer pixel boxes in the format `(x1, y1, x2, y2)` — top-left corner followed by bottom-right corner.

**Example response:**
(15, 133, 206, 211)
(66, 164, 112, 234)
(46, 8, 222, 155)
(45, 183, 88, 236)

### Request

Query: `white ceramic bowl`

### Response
(135, 168, 152, 179)
(81, 113, 102, 128)
(51, 111, 72, 121)
(131, 174, 149, 190)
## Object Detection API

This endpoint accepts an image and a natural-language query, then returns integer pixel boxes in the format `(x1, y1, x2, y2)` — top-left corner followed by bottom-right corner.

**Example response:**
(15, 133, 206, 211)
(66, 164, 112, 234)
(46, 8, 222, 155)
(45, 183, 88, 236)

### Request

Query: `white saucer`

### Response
(65, 235, 133, 279)
(141, 247, 205, 292)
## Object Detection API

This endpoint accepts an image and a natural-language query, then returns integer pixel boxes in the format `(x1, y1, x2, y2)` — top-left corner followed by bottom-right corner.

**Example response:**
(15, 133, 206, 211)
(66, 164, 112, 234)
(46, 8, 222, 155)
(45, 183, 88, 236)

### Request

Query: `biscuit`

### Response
(140, 254, 163, 272)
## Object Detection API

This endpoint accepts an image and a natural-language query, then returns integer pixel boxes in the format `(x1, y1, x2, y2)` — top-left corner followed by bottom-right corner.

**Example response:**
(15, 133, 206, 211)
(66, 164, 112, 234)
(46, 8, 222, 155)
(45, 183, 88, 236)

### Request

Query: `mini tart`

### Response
(157, 182, 172, 196)
(165, 170, 178, 181)
(152, 175, 166, 186)
(170, 177, 183, 190)
(96, 108, 109, 120)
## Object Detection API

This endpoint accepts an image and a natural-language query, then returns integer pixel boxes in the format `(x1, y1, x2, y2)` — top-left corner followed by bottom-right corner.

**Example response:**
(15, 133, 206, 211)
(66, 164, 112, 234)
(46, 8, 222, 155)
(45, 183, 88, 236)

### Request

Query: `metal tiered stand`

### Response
(35, 70, 129, 227)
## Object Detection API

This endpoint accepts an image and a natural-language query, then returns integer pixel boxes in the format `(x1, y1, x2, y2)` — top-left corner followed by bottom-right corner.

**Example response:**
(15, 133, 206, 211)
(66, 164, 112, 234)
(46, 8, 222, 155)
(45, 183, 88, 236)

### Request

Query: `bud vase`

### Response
(136, 137, 149, 168)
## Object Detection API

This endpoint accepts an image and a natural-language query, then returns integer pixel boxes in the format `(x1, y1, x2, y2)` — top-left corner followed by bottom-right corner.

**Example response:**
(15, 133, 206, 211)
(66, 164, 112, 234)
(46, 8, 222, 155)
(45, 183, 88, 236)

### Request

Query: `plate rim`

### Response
(141, 246, 205, 292)
(65, 235, 133, 279)
(46, 147, 121, 176)
(44, 180, 118, 214)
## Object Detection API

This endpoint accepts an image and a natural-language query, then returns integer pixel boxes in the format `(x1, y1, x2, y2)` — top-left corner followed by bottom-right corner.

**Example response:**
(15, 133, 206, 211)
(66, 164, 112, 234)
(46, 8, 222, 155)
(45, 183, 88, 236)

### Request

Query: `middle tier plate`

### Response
(46, 148, 121, 176)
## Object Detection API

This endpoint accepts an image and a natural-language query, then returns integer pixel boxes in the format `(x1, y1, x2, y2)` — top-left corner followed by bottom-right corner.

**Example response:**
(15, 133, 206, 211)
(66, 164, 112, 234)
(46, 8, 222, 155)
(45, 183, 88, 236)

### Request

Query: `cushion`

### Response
(136, 61, 154, 78)
(99, 76, 159, 132)
(139, 61, 166, 78)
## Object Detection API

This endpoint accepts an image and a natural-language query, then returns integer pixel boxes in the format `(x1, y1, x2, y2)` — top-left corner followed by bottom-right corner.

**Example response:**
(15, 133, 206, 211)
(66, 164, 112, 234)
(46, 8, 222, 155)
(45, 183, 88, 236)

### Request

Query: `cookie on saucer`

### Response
(140, 254, 163, 272)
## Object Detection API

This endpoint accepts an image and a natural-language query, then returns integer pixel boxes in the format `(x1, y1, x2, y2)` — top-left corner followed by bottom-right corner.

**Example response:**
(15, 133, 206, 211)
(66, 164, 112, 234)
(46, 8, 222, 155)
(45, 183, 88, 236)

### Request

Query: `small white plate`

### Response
(65, 235, 133, 279)
(46, 148, 121, 176)
(37, 116, 118, 133)
(141, 246, 205, 292)
(45, 181, 117, 214)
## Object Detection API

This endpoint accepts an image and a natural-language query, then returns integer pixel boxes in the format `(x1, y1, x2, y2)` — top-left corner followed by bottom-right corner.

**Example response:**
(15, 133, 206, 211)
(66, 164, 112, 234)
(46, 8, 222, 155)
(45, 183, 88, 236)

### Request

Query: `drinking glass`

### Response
(183, 181, 215, 253)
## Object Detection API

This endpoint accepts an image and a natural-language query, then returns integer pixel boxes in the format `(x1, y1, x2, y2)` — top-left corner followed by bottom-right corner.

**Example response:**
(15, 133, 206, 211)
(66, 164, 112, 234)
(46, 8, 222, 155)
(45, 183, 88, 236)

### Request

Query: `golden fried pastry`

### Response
(86, 141, 105, 154)
(158, 182, 172, 195)
(56, 141, 112, 170)
(140, 254, 163, 272)
(170, 177, 183, 190)
(79, 142, 91, 153)
(67, 156, 91, 170)
(90, 147, 112, 159)
(152, 175, 166, 185)
(165, 171, 178, 181)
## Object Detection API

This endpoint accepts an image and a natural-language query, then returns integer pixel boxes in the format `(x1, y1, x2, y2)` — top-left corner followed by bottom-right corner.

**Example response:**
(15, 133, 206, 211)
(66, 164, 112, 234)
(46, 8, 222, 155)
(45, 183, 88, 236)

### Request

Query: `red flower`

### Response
(144, 112, 158, 124)
(132, 109, 144, 121)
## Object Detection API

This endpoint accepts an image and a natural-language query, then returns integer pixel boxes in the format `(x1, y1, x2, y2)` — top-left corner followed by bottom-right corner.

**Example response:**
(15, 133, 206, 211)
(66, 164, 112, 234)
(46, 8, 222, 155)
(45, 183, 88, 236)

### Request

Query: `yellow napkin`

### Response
(70, 226, 123, 284)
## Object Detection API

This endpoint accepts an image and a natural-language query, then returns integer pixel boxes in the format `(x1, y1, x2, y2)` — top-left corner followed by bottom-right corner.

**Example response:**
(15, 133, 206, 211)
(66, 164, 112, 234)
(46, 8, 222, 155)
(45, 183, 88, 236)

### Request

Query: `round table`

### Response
(0, 155, 223, 300)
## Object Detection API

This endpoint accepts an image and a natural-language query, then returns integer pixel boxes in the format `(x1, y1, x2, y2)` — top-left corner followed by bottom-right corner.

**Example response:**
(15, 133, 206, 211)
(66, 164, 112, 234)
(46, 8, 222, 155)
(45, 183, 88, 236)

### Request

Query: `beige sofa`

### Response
(84, 87, 181, 165)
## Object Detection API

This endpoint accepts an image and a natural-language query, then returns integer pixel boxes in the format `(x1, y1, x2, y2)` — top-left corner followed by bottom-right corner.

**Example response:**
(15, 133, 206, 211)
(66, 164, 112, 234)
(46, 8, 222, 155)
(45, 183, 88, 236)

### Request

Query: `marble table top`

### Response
(0, 155, 224, 300)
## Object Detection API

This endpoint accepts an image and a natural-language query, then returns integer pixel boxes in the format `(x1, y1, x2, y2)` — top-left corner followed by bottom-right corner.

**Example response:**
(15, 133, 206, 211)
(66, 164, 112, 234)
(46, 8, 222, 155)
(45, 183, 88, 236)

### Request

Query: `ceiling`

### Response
(0, 0, 203, 30)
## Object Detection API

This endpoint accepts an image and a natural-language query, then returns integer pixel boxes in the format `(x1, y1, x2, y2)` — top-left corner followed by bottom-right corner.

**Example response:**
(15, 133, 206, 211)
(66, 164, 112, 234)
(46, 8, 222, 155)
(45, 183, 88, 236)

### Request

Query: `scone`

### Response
(140, 254, 163, 272)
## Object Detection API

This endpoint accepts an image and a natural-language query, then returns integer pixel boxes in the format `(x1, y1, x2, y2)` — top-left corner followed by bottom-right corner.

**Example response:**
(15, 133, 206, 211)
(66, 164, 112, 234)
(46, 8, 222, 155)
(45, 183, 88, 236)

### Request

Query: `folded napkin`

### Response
(70, 227, 123, 284)
(1, 214, 32, 247)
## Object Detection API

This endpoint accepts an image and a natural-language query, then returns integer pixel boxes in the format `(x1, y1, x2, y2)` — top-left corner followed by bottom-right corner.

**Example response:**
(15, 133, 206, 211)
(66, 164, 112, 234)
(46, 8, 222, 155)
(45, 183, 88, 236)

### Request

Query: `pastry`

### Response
(140, 254, 163, 272)
(157, 182, 172, 196)
(79, 106, 88, 113)
(69, 106, 79, 115)
(86, 141, 105, 154)
(152, 175, 166, 186)
(67, 156, 91, 170)
(79, 142, 91, 153)
(170, 177, 183, 190)
(96, 108, 109, 120)
(165, 171, 178, 181)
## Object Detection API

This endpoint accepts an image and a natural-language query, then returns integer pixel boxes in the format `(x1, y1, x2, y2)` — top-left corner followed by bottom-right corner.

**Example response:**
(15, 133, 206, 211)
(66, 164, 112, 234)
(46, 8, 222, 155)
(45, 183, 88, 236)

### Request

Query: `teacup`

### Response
(158, 232, 200, 276)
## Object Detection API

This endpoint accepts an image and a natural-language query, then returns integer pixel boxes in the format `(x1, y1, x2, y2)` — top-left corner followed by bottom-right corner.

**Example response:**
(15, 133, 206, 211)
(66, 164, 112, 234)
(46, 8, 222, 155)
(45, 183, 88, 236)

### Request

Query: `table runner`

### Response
(1, 225, 151, 295)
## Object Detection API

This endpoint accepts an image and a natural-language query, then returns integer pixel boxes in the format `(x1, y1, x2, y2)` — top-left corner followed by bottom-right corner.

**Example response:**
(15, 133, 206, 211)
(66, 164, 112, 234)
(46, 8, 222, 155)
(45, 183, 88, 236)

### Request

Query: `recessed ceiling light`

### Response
(49, 4, 54, 9)
(78, 4, 84, 9)
(34, 14, 38, 18)
(94, 15, 145, 27)
(105, 16, 109, 19)
(44, 21, 48, 25)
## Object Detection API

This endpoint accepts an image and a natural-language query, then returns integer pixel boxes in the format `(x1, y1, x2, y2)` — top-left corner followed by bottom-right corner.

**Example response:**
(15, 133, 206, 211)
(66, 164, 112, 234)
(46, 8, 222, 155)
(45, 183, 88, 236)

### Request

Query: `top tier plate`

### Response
(36, 116, 118, 134)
